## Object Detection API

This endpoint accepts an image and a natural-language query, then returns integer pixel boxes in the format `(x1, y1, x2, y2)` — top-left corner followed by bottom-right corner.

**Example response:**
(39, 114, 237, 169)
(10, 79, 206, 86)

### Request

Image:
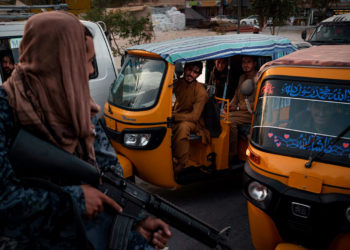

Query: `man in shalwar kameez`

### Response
(228, 56, 257, 160)
(172, 62, 210, 176)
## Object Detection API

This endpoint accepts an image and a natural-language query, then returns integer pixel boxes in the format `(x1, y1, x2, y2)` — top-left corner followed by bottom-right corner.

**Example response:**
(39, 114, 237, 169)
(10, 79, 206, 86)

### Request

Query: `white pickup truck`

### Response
(0, 18, 118, 117)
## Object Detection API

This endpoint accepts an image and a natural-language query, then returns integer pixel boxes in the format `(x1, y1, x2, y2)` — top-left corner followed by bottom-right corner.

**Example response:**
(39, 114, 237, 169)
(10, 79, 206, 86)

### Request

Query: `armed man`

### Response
(0, 11, 170, 250)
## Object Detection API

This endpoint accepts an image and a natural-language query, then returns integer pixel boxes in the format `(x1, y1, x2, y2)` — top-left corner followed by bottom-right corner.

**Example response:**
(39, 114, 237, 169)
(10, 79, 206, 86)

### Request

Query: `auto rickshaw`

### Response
(104, 34, 296, 188)
(242, 45, 350, 249)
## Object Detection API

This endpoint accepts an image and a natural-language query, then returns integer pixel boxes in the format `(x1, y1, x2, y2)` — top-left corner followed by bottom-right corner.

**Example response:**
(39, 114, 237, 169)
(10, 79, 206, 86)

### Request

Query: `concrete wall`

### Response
(128, 0, 185, 8)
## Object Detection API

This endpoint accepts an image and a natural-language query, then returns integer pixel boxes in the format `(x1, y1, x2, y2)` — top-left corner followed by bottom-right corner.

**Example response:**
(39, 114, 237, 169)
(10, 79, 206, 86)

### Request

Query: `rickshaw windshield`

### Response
(251, 79, 350, 166)
(108, 55, 166, 110)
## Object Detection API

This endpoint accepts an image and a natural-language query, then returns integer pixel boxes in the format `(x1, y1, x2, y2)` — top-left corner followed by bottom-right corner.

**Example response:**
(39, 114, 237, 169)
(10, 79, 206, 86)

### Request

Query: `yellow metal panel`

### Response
(248, 201, 282, 250)
(328, 233, 350, 250)
(249, 148, 350, 195)
(127, 50, 162, 59)
(105, 62, 179, 188)
(116, 153, 133, 178)
(105, 116, 116, 130)
(288, 172, 323, 194)
(261, 66, 350, 81)
(252, 65, 350, 194)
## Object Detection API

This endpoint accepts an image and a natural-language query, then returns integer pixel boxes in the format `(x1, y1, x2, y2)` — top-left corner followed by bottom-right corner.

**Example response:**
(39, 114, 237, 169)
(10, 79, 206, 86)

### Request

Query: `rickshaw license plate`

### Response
(288, 172, 322, 193)
(291, 202, 311, 218)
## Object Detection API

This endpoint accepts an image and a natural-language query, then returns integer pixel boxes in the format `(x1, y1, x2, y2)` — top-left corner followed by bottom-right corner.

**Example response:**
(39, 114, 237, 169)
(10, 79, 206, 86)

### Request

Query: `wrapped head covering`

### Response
(3, 11, 100, 163)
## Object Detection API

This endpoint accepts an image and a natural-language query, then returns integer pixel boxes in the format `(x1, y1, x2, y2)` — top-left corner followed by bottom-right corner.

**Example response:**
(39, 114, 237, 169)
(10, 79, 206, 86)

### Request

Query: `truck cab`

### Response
(0, 16, 117, 117)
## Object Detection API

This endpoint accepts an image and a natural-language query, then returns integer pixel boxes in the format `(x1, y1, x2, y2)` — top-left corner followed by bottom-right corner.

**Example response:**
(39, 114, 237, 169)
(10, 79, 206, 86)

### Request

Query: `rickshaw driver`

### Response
(292, 101, 347, 135)
(228, 56, 257, 160)
(172, 61, 210, 176)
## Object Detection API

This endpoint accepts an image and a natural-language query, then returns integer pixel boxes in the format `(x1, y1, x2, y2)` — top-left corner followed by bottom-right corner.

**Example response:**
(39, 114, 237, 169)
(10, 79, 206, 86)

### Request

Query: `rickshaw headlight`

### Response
(248, 181, 269, 202)
(124, 133, 151, 147)
(346, 207, 350, 222)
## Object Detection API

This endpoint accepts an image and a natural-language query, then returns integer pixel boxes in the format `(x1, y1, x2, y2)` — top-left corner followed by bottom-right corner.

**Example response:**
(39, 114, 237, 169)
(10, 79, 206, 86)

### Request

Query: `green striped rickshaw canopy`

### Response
(127, 33, 297, 64)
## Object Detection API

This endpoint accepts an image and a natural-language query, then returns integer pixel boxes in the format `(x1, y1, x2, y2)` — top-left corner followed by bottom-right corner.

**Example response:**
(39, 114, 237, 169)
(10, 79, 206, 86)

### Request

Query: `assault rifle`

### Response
(8, 129, 232, 250)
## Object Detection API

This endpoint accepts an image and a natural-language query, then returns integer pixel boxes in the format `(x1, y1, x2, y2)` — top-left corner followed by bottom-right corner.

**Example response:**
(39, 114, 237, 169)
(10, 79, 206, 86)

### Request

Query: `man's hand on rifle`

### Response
(81, 184, 123, 218)
(136, 216, 171, 250)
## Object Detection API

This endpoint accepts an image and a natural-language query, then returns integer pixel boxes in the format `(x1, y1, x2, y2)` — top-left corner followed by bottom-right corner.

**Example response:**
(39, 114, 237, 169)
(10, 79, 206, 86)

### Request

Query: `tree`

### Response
(252, 0, 298, 35)
(84, 0, 153, 56)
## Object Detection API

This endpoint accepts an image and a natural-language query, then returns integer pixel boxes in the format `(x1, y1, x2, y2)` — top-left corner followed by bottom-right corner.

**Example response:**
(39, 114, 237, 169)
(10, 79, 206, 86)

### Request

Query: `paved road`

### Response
(136, 170, 254, 250)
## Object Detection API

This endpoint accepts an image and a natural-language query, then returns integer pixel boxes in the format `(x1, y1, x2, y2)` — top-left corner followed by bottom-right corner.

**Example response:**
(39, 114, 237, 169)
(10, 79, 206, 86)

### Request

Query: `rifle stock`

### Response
(9, 129, 100, 186)
(9, 129, 232, 250)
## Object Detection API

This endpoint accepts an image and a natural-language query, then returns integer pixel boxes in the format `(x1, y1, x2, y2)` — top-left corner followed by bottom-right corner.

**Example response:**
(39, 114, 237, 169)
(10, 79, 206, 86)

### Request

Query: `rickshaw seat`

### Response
(203, 96, 222, 138)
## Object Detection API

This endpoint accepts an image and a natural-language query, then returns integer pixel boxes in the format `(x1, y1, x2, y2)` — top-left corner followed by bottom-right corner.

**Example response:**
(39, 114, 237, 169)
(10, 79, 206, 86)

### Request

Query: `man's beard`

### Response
(184, 75, 194, 84)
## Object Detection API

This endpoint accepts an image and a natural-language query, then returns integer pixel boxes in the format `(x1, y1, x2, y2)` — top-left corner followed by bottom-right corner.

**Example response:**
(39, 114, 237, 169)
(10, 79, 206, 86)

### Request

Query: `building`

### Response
(125, 0, 252, 19)
(331, 0, 350, 15)
(187, 0, 251, 18)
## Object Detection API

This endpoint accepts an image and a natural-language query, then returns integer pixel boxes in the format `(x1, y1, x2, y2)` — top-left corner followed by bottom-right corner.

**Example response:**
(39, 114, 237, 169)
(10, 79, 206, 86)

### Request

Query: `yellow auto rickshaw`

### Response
(242, 45, 350, 249)
(104, 34, 296, 188)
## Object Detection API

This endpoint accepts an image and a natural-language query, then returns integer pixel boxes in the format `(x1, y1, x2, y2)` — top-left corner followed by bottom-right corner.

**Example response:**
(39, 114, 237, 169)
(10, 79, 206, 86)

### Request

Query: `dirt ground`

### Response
(152, 25, 305, 43)
(114, 25, 306, 69)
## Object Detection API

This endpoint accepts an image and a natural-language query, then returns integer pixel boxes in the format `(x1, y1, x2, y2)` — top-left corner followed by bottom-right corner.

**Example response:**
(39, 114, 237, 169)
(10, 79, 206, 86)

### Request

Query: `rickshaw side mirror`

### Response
(301, 29, 307, 40)
(240, 79, 255, 96)
(175, 62, 183, 79)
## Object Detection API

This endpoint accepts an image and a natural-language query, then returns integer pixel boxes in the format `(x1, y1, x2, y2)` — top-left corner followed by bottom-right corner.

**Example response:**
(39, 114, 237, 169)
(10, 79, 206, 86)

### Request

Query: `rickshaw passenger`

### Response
(172, 61, 210, 175)
(228, 55, 257, 160)
(207, 58, 235, 100)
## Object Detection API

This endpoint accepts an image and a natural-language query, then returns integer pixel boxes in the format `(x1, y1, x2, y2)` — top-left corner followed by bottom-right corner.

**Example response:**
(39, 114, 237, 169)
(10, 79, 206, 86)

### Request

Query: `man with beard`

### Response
(1, 55, 14, 81)
(228, 55, 257, 160)
(172, 61, 210, 176)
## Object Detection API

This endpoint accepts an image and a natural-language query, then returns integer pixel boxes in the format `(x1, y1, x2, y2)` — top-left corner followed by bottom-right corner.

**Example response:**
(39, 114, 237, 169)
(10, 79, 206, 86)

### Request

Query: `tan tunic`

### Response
(172, 78, 209, 166)
(229, 71, 257, 112)
(228, 71, 257, 156)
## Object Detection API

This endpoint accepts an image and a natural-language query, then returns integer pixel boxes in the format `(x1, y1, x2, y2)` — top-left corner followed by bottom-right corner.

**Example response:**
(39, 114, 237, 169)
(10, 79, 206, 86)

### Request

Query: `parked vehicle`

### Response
(103, 34, 296, 188)
(0, 8, 117, 117)
(210, 15, 237, 24)
(240, 15, 259, 26)
(242, 45, 350, 249)
(302, 14, 350, 45)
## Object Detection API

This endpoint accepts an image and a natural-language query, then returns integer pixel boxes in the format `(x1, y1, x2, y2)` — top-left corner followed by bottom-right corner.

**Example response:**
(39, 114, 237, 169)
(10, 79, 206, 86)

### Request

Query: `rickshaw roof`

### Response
(259, 45, 350, 75)
(127, 34, 297, 64)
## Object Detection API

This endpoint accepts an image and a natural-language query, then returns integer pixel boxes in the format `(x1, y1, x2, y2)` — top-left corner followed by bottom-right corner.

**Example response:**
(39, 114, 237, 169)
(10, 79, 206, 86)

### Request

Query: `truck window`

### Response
(252, 78, 350, 166)
(0, 37, 21, 83)
(0, 33, 99, 84)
